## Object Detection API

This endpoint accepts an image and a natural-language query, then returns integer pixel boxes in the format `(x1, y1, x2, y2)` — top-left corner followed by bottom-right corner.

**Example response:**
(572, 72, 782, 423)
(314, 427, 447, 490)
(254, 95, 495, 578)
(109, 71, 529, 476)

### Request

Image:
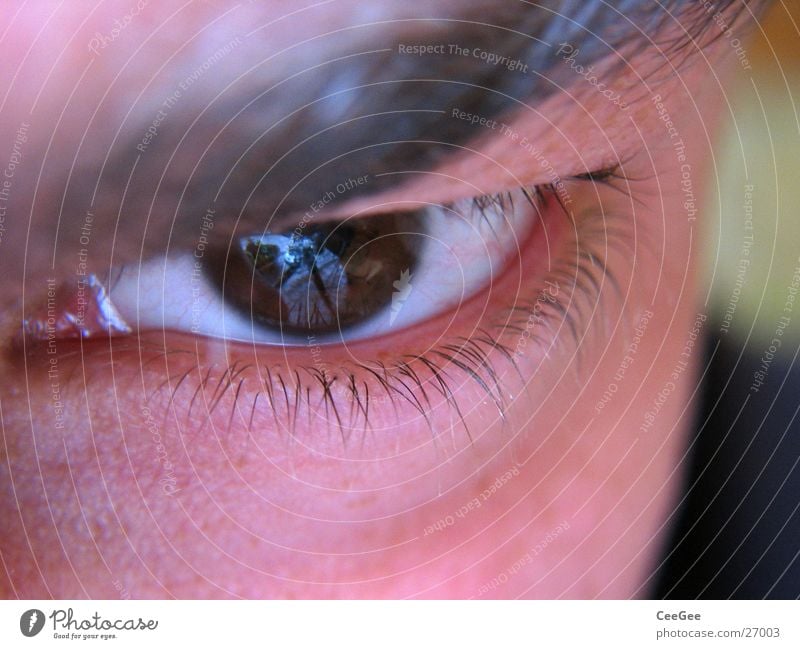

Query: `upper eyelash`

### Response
(466, 162, 629, 224)
(572, 163, 627, 184)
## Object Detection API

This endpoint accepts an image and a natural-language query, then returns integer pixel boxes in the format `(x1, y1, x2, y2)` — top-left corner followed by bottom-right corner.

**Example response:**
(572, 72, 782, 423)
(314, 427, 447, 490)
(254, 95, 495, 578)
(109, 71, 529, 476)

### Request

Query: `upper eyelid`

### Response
(289, 130, 645, 227)
(144, 165, 631, 265)
(298, 163, 630, 225)
(211, 128, 636, 234)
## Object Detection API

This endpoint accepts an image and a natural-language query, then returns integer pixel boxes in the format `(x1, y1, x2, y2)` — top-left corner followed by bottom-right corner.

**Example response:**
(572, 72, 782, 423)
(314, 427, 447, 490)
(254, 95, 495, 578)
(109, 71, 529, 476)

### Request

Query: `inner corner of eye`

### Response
(108, 189, 541, 346)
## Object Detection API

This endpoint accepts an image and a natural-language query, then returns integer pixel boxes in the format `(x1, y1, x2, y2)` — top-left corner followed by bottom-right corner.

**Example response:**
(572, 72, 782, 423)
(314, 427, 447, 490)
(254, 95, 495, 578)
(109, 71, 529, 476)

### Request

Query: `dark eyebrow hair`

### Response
(75, 0, 764, 262)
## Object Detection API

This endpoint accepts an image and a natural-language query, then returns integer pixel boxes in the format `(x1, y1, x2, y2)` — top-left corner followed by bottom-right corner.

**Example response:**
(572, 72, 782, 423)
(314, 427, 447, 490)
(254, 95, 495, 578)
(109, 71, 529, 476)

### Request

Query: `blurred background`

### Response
(657, 0, 800, 598)
(706, 0, 800, 347)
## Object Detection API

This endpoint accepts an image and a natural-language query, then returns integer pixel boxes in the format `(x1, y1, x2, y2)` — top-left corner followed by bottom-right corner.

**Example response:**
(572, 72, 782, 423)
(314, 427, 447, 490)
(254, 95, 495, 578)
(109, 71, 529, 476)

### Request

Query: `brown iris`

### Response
(213, 213, 422, 337)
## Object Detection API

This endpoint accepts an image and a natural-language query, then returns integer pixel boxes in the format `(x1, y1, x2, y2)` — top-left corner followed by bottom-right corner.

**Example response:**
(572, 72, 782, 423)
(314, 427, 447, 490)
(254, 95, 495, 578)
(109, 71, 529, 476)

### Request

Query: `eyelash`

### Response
(138, 167, 632, 443)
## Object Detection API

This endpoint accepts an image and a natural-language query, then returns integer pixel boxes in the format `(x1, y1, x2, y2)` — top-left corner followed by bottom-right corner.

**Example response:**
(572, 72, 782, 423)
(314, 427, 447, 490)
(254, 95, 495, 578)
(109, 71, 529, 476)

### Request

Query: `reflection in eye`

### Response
(110, 188, 539, 345)
(219, 213, 423, 336)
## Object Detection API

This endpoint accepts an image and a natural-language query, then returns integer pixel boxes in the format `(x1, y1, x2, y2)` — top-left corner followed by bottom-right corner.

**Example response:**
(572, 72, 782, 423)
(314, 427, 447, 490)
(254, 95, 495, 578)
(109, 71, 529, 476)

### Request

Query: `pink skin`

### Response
(0, 1, 736, 597)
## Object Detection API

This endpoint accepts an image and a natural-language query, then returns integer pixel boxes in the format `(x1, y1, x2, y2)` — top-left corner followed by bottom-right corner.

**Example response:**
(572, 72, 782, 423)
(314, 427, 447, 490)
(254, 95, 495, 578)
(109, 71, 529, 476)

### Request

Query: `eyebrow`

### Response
(80, 0, 759, 258)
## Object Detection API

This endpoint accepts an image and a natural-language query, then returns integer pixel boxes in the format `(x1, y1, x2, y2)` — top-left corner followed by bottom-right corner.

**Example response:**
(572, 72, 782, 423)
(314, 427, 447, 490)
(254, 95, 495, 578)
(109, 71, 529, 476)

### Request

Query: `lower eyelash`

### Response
(141, 192, 633, 449)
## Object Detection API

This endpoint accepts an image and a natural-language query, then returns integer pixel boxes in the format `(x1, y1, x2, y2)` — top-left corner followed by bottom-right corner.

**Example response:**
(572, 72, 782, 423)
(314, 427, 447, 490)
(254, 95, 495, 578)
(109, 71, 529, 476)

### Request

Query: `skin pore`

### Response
(0, 1, 757, 598)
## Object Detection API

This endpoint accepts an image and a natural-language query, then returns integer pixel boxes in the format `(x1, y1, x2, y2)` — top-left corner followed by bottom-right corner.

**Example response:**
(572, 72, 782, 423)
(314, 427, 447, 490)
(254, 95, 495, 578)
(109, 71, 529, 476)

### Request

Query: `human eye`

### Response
(109, 184, 551, 346)
(26, 159, 631, 444)
(30, 160, 632, 451)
